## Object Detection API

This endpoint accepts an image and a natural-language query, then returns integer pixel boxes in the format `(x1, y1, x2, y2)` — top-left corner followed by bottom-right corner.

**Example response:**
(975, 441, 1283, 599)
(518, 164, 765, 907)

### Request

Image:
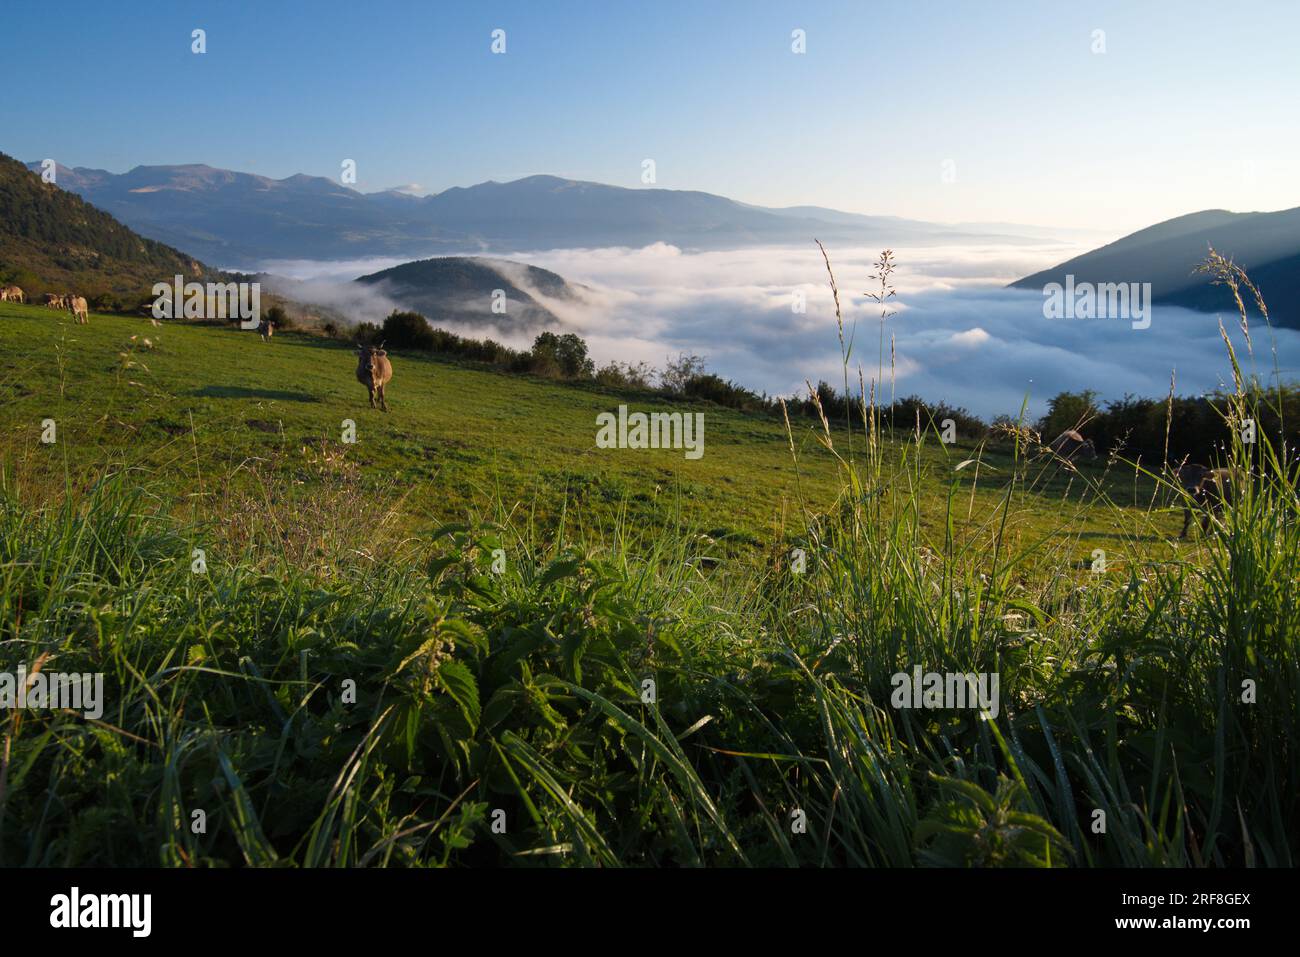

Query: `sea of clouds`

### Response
(259, 241, 1298, 422)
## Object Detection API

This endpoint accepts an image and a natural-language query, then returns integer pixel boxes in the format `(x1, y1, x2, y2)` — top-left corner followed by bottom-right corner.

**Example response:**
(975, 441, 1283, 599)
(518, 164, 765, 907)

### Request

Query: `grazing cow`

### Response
(0, 286, 24, 303)
(1175, 462, 1213, 495)
(67, 295, 89, 324)
(1179, 466, 1237, 538)
(257, 319, 275, 341)
(1049, 429, 1097, 462)
(44, 293, 67, 309)
(355, 343, 393, 412)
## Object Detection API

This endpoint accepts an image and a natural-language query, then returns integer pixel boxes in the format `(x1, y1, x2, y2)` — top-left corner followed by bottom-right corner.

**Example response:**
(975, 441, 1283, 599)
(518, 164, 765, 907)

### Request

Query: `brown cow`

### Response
(0, 286, 24, 303)
(257, 319, 275, 341)
(67, 295, 89, 324)
(44, 293, 67, 309)
(356, 343, 392, 412)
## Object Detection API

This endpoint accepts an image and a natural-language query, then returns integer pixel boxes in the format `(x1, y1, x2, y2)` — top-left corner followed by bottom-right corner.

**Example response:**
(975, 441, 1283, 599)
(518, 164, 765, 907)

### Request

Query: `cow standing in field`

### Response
(67, 295, 89, 324)
(0, 286, 24, 303)
(356, 343, 392, 412)
(1179, 465, 1237, 538)
(257, 318, 275, 341)
(1049, 429, 1097, 462)
(44, 293, 68, 309)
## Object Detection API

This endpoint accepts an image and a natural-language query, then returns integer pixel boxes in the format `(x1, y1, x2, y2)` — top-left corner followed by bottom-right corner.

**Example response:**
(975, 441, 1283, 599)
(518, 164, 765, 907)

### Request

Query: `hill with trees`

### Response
(0, 151, 217, 311)
(355, 256, 578, 331)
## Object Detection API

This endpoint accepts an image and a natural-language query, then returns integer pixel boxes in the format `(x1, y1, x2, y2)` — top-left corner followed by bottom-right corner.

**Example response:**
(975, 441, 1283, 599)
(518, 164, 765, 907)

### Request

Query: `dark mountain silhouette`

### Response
(354, 256, 579, 331)
(1012, 207, 1300, 328)
(28, 161, 1057, 268)
(0, 152, 214, 302)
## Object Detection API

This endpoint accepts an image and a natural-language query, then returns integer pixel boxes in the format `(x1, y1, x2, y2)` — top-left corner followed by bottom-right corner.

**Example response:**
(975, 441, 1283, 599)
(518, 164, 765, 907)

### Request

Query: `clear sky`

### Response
(3, 0, 1297, 232)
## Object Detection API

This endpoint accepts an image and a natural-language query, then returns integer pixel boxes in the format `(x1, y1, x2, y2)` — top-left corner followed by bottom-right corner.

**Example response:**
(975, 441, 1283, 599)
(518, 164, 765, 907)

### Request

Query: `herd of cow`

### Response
(5, 282, 395, 414)
(1, 285, 88, 323)
(1048, 427, 1241, 539)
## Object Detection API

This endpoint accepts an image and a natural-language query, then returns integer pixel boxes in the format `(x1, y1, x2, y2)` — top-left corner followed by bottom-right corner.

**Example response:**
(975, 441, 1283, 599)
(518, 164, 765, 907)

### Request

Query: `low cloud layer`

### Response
(259, 243, 1299, 421)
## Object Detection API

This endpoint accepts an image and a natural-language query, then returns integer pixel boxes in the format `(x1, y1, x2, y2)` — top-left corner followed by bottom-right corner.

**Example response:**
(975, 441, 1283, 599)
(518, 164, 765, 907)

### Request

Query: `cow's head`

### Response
(356, 342, 387, 372)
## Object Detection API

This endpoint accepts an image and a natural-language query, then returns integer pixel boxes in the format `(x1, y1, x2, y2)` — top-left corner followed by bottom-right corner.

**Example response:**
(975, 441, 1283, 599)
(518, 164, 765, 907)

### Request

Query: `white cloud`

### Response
(950, 328, 990, 347)
(257, 241, 1300, 421)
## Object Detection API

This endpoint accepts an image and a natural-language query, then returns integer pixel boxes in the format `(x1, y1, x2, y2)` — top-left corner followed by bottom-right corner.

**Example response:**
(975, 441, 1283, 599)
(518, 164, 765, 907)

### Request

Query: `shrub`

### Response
(659, 353, 707, 394)
(1037, 390, 1101, 441)
(683, 373, 767, 412)
(530, 331, 594, 379)
(595, 360, 655, 390)
(382, 310, 436, 350)
(256, 302, 293, 332)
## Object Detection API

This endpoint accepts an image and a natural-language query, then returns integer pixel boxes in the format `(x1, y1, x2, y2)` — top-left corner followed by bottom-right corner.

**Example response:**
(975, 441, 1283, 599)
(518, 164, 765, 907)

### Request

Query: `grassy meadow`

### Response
(0, 299, 1295, 867)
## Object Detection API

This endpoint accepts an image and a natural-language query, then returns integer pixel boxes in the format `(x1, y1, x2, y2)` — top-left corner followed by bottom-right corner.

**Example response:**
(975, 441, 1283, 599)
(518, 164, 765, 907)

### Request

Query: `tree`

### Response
(530, 331, 594, 378)
(1038, 390, 1100, 439)
(659, 352, 707, 394)
(262, 303, 292, 331)
(382, 310, 434, 349)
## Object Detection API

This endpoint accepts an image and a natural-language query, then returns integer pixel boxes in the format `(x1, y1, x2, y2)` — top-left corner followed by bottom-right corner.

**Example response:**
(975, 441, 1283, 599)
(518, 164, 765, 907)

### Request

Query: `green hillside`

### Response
(2, 299, 1296, 868)
(0, 300, 1175, 570)
(0, 151, 216, 307)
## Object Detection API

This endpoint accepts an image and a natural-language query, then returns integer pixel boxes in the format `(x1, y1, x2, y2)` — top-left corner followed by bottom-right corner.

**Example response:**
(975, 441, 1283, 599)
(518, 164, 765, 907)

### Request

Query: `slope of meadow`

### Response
(2, 300, 1293, 868)
(0, 302, 1175, 569)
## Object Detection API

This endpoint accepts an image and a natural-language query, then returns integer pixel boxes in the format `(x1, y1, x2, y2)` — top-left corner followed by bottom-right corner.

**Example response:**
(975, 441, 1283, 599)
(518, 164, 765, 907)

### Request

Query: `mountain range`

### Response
(25, 161, 1062, 267)
(11, 154, 1298, 331)
(1012, 207, 1300, 328)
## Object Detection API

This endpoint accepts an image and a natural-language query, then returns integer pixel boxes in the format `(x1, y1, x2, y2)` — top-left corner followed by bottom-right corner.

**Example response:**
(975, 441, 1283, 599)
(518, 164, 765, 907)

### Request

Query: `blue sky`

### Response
(4, 0, 1297, 231)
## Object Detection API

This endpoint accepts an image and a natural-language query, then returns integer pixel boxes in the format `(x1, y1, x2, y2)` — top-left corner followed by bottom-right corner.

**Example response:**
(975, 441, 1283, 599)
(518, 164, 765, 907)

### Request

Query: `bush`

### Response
(382, 310, 436, 350)
(889, 395, 986, 440)
(683, 373, 767, 412)
(530, 331, 594, 379)
(595, 361, 655, 390)
(1037, 385, 1300, 464)
(659, 353, 707, 394)
(90, 291, 123, 313)
(262, 303, 293, 332)
(1037, 390, 1101, 441)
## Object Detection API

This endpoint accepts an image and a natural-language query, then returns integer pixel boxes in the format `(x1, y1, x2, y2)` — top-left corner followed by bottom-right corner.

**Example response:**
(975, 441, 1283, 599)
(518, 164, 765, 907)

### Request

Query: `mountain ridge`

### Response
(1010, 205, 1300, 328)
(26, 160, 1064, 267)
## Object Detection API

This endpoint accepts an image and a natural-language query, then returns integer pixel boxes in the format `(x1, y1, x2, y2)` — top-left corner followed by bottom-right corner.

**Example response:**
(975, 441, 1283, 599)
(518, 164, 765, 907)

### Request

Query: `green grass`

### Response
(0, 301, 1190, 569)
(1, 300, 1293, 867)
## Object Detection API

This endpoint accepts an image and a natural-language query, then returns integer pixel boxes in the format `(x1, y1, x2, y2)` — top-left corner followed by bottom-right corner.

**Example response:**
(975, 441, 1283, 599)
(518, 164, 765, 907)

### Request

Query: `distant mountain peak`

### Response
(25, 159, 1060, 268)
